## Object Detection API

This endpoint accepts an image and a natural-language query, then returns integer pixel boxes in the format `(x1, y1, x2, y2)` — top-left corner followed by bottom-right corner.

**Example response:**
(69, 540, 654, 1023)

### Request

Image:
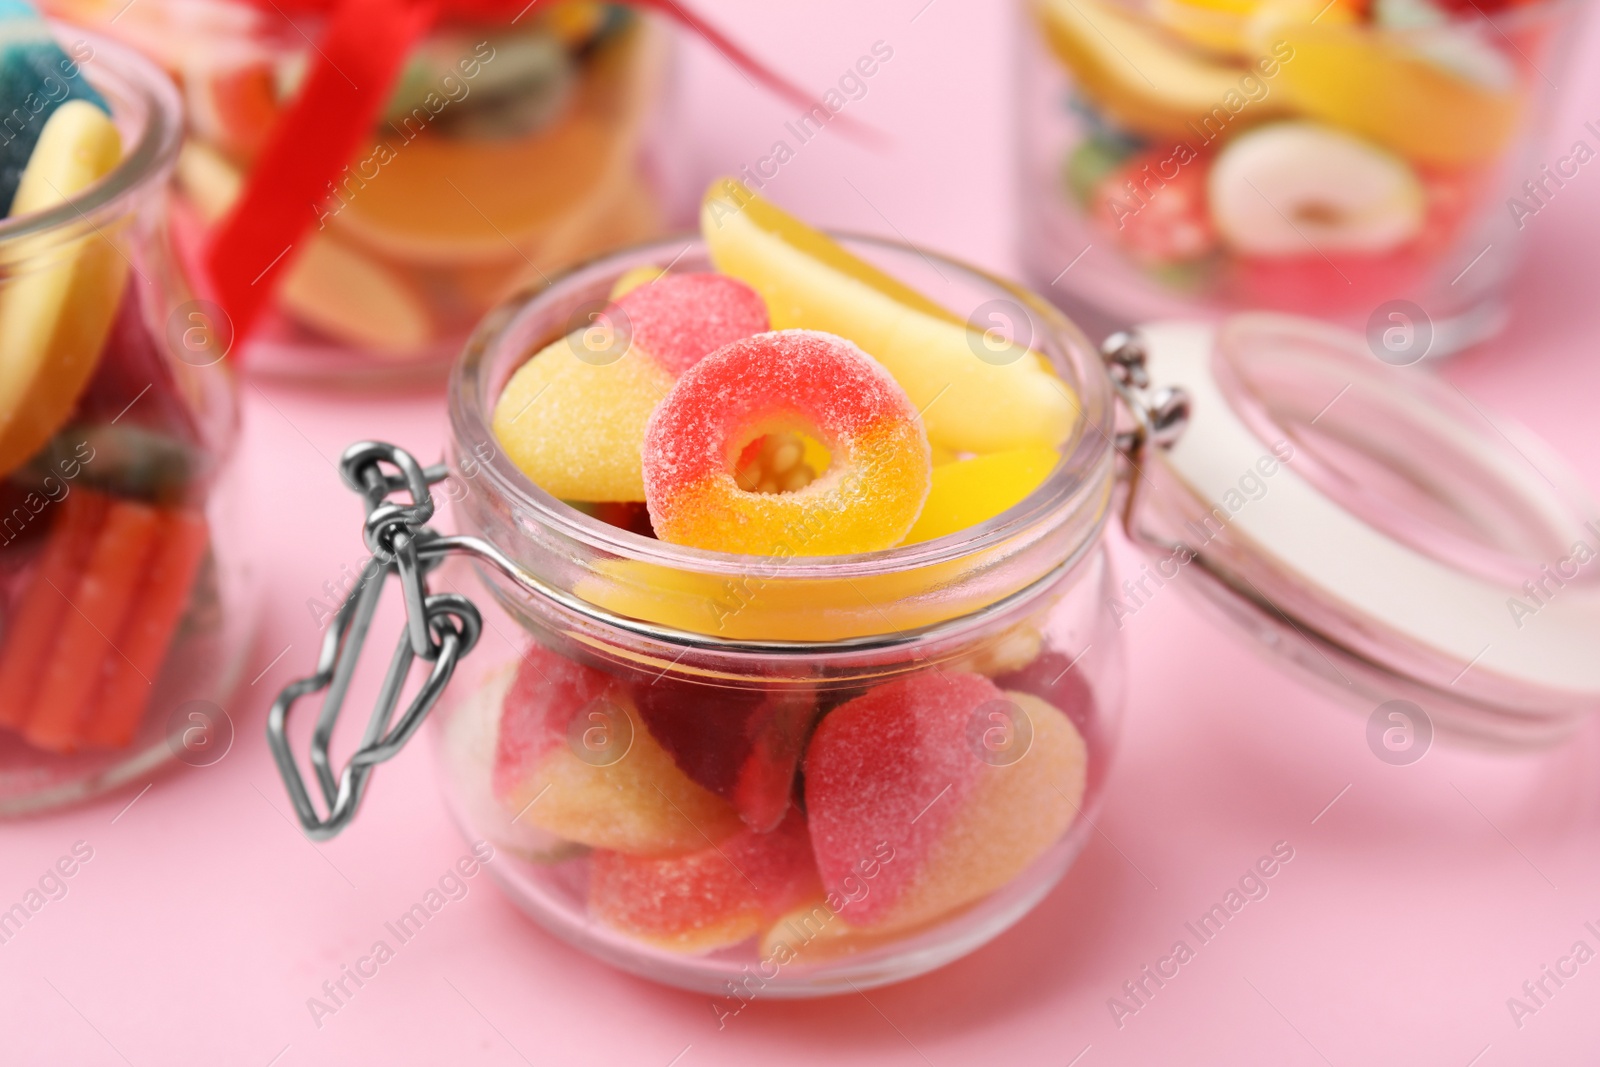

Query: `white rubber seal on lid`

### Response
(1138, 316, 1600, 698)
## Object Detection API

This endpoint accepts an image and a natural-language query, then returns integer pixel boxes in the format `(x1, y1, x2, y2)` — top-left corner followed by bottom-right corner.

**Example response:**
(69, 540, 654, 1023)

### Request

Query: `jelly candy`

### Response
(1090, 145, 1217, 266)
(588, 809, 821, 953)
(440, 664, 590, 862)
(642, 330, 932, 555)
(0, 490, 208, 753)
(493, 275, 767, 502)
(611, 271, 769, 376)
(493, 330, 674, 502)
(904, 446, 1059, 544)
(493, 644, 740, 855)
(804, 674, 1086, 932)
(994, 652, 1104, 795)
(633, 677, 815, 832)
(1208, 122, 1424, 257)
(0, 0, 107, 212)
(0, 98, 126, 480)
(701, 179, 1077, 454)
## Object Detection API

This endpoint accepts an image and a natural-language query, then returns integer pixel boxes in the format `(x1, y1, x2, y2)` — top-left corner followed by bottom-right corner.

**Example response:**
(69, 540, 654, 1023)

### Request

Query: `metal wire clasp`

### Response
(267, 442, 484, 841)
(1100, 330, 1191, 537)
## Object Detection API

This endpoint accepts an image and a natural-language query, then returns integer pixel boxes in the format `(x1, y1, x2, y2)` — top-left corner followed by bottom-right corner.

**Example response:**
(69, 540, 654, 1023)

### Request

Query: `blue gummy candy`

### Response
(0, 0, 109, 215)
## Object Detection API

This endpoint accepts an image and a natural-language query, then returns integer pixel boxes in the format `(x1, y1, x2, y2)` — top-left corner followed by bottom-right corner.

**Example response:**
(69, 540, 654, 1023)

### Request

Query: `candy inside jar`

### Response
(0, 23, 253, 812)
(272, 169, 1600, 992)
(422, 182, 1124, 992)
(1019, 0, 1585, 352)
(43, 0, 676, 379)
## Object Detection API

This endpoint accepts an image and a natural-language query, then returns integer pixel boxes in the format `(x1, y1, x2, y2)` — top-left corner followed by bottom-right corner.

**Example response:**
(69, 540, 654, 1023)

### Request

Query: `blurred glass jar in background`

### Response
(45, 0, 678, 382)
(0, 31, 254, 813)
(1018, 0, 1587, 355)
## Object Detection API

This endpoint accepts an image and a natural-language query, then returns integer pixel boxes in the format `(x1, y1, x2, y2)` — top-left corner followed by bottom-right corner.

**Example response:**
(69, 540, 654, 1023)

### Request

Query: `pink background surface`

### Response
(7, 1, 1600, 1063)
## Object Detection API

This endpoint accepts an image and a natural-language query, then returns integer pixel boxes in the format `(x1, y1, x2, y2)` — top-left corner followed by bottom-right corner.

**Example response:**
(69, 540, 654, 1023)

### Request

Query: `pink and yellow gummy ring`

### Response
(642, 330, 932, 556)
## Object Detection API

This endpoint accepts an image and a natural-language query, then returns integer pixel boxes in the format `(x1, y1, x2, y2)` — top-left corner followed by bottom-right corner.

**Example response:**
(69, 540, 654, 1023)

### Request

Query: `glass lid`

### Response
(1122, 313, 1600, 749)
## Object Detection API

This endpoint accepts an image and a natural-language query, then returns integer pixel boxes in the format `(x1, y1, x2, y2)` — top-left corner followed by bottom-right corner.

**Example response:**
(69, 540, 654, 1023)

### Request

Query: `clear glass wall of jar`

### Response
(45, 0, 679, 383)
(428, 237, 1125, 994)
(1018, 0, 1587, 355)
(0, 30, 254, 813)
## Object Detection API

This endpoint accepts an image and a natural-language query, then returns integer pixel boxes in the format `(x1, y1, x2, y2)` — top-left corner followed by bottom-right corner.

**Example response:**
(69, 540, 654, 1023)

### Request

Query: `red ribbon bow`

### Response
(206, 0, 843, 346)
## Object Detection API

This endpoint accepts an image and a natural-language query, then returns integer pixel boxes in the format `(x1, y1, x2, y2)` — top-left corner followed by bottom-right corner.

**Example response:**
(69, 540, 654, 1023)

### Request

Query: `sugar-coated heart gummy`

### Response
(612, 271, 769, 376)
(493, 644, 740, 855)
(588, 808, 822, 953)
(805, 674, 1087, 932)
(492, 275, 768, 502)
(992, 650, 1103, 794)
(803, 672, 992, 927)
(633, 677, 815, 832)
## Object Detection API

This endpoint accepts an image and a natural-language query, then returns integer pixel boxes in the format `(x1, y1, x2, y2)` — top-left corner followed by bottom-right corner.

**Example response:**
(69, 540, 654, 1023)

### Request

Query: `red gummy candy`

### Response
(490, 643, 616, 802)
(803, 672, 999, 925)
(589, 808, 822, 952)
(1092, 146, 1217, 266)
(613, 271, 769, 376)
(633, 678, 815, 832)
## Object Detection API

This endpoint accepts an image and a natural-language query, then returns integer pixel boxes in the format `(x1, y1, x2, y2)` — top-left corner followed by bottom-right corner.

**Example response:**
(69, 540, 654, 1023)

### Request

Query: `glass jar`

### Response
(268, 236, 1600, 994)
(0, 30, 254, 813)
(1018, 0, 1587, 354)
(45, 0, 679, 383)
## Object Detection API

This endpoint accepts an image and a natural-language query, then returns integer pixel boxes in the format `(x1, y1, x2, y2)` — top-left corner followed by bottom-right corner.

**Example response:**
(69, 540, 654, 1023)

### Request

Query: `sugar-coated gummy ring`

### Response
(642, 330, 932, 556)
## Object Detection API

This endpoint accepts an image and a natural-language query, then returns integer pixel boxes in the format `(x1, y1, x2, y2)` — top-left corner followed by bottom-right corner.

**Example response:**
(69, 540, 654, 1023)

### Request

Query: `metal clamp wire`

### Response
(268, 443, 482, 840)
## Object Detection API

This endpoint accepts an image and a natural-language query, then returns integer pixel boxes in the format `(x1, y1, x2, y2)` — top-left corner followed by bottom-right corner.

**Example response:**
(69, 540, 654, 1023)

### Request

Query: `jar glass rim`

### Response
(0, 25, 183, 246)
(1093, 0, 1581, 34)
(448, 232, 1118, 584)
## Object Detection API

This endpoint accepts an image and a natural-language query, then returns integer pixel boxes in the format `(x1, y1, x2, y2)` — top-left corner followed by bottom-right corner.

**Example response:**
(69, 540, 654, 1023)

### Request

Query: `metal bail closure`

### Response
(268, 443, 484, 841)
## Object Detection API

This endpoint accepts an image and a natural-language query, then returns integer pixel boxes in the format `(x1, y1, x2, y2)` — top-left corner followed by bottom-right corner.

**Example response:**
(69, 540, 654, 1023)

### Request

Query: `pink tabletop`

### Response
(6, 1, 1600, 1063)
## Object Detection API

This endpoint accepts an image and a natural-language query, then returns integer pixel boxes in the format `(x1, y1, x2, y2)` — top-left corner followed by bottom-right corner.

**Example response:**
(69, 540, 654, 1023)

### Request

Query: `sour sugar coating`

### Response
(588, 809, 822, 954)
(642, 329, 932, 555)
(492, 643, 739, 855)
(613, 271, 769, 376)
(804, 674, 1087, 933)
(492, 273, 769, 502)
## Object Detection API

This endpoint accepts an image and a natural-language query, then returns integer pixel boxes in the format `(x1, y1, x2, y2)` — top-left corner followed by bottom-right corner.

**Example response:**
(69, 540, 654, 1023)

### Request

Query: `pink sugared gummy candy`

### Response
(642, 329, 931, 555)
(804, 673, 1086, 933)
(614, 272, 770, 376)
(588, 809, 822, 953)
(493, 644, 739, 855)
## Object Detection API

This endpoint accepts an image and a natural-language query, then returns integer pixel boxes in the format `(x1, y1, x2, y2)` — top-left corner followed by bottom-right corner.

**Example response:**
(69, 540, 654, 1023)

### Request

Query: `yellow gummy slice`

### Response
(1034, 0, 1286, 140)
(492, 332, 674, 502)
(904, 446, 1059, 545)
(1149, 0, 1352, 58)
(700, 178, 1078, 454)
(1259, 17, 1523, 166)
(0, 100, 127, 480)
